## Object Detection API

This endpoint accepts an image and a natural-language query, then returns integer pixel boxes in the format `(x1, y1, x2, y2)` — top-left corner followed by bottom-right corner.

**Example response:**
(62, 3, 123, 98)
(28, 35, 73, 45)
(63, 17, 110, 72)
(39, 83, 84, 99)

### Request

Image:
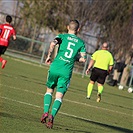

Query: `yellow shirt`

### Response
(91, 50, 114, 70)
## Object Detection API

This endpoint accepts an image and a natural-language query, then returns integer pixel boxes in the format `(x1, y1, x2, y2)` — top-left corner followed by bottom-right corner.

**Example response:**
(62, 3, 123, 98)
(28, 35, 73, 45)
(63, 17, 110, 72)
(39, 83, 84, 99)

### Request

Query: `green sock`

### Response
(51, 98, 62, 117)
(87, 83, 94, 97)
(44, 92, 52, 113)
(98, 86, 104, 94)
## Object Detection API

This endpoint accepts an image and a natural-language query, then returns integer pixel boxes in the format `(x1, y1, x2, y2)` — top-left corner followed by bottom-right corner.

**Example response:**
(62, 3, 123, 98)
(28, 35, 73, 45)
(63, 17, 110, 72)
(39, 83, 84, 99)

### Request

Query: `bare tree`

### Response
(88, 0, 132, 59)
(17, 0, 92, 34)
(17, 0, 132, 63)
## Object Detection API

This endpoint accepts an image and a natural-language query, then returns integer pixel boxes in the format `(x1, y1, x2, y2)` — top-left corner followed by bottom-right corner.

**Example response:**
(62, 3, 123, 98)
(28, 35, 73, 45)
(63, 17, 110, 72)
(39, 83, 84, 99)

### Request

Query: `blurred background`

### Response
(0, 0, 132, 89)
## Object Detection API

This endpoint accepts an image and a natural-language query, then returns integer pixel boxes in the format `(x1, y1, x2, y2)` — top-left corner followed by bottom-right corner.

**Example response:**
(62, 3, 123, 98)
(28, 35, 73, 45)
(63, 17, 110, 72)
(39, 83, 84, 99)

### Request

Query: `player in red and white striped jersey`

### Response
(0, 15, 16, 69)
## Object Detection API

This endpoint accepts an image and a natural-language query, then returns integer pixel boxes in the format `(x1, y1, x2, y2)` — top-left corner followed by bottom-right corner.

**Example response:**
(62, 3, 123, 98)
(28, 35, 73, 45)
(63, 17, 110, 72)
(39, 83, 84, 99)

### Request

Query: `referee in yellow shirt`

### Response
(86, 42, 114, 102)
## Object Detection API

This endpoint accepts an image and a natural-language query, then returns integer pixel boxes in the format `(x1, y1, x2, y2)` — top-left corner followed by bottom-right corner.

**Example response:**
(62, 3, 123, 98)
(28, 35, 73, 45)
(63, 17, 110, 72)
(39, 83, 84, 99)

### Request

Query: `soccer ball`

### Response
(118, 85, 124, 90)
(128, 87, 133, 93)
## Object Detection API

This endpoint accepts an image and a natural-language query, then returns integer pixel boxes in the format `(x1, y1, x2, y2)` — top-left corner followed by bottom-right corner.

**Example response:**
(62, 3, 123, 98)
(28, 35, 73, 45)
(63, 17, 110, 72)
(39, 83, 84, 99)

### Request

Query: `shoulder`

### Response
(107, 51, 113, 56)
(92, 50, 99, 57)
(56, 33, 67, 38)
(0, 24, 4, 27)
(105, 51, 113, 59)
(92, 50, 103, 57)
(93, 50, 100, 54)
(75, 36, 84, 43)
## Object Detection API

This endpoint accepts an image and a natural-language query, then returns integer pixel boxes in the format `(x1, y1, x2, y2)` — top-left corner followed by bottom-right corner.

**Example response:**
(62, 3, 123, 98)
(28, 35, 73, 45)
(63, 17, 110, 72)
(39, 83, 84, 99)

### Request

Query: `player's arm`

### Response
(12, 35, 17, 41)
(108, 55, 114, 74)
(13, 35, 16, 40)
(45, 38, 61, 65)
(86, 59, 95, 75)
(108, 65, 113, 74)
(78, 52, 86, 63)
(45, 41, 56, 64)
(12, 29, 16, 40)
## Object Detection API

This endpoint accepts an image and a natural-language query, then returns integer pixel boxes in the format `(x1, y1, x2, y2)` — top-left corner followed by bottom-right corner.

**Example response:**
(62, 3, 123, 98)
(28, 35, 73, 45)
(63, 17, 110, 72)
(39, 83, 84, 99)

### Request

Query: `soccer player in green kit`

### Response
(41, 20, 86, 129)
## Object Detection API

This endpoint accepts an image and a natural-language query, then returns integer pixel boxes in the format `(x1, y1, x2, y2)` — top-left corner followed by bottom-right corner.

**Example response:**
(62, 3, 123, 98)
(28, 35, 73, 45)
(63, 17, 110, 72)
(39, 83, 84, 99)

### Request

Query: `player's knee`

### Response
(56, 92, 64, 99)
(90, 80, 95, 84)
(46, 87, 54, 94)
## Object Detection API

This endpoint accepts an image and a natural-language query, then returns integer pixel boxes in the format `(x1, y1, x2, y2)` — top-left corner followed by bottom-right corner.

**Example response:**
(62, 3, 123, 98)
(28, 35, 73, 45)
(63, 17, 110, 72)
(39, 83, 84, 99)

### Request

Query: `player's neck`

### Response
(5, 22, 10, 25)
(68, 30, 77, 35)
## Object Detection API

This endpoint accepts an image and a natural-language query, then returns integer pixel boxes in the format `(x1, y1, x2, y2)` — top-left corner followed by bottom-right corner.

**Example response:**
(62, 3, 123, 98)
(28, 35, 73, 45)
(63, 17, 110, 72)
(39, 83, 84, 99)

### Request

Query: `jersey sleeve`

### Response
(109, 54, 114, 66)
(91, 51, 98, 61)
(12, 28, 16, 35)
(55, 34, 63, 40)
(0, 24, 2, 29)
(54, 34, 62, 45)
(80, 46, 86, 53)
(79, 41, 86, 53)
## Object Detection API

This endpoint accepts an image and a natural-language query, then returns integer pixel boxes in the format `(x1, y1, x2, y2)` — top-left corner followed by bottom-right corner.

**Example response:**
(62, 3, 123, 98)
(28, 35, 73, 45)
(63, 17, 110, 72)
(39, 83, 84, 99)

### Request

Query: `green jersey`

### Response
(92, 50, 114, 70)
(50, 33, 86, 78)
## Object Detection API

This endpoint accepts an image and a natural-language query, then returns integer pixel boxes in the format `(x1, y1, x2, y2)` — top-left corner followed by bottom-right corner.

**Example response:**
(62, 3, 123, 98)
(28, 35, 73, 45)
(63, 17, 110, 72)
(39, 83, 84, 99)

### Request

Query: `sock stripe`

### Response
(44, 92, 52, 96)
(55, 98, 62, 103)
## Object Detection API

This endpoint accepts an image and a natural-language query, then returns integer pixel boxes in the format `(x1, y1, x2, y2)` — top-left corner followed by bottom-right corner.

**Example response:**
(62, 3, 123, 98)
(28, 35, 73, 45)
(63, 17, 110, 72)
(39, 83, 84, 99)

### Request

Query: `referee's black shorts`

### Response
(0, 45, 7, 55)
(90, 67, 108, 84)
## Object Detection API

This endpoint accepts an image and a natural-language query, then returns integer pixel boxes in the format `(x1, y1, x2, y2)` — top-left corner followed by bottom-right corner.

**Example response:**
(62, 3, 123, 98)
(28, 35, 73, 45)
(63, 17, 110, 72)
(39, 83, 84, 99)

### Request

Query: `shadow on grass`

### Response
(47, 115, 133, 133)
(53, 125, 91, 133)
(1, 112, 133, 133)
(53, 115, 133, 133)
(1, 112, 90, 133)
(68, 115, 133, 133)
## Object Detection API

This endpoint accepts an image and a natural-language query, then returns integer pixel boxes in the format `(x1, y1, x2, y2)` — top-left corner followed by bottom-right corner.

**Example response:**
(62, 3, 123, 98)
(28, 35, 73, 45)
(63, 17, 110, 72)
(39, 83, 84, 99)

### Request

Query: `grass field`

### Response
(0, 55, 133, 133)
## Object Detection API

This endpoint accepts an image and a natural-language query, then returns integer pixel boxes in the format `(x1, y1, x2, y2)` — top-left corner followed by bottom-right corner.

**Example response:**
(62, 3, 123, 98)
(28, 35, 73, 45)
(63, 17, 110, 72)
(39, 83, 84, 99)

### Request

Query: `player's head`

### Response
(68, 20, 80, 33)
(6, 15, 12, 23)
(102, 42, 109, 50)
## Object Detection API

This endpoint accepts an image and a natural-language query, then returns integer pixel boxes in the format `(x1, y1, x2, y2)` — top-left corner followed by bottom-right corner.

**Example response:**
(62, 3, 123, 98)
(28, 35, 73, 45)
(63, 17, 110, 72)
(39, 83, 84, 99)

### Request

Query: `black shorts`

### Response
(90, 67, 108, 84)
(0, 46, 7, 55)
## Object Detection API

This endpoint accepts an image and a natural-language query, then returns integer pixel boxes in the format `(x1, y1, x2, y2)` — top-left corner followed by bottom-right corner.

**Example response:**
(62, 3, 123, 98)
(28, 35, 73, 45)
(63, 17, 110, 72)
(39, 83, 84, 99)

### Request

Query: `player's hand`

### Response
(107, 69, 111, 75)
(45, 57, 52, 65)
(86, 68, 90, 75)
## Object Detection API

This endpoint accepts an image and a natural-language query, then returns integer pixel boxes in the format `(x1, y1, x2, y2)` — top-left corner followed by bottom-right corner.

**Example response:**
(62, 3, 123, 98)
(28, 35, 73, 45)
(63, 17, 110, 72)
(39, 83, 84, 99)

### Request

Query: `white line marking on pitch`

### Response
(0, 83, 132, 117)
(0, 96, 96, 122)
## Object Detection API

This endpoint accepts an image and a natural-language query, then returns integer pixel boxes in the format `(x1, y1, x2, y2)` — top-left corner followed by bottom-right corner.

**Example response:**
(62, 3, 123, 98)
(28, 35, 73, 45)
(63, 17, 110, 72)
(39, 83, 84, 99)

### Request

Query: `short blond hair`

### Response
(68, 20, 79, 31)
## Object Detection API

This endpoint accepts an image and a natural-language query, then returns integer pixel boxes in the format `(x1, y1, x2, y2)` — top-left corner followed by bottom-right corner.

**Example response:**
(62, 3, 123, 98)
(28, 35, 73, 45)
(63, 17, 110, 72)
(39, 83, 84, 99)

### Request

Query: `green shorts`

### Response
(46, 70, 70, 95)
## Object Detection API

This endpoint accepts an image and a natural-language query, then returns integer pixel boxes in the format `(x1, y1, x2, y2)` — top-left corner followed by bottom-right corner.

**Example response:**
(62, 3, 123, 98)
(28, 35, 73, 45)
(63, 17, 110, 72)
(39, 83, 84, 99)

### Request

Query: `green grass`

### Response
(0, 55, 133, 133)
